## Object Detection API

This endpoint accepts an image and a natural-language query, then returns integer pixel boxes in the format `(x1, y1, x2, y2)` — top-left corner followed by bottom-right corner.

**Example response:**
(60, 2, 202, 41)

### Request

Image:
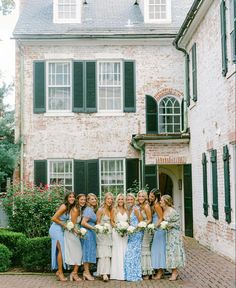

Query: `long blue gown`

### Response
(124, 207, 144, 281)
(81, 206, 97, 263)
(151, 213, 166, 269)
(49, 213, 69, 270)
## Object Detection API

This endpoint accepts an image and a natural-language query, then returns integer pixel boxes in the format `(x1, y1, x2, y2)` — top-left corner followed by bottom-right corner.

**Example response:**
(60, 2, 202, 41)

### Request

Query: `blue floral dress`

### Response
(81, 206, 97, 264)
(49, 213, 69, 270)
(124, 206, 144, 281)
(165, 209, 185, 269)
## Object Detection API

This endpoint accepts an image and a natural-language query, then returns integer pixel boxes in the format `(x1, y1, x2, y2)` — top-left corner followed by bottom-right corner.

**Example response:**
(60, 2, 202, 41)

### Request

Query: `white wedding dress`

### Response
(110, 211, 128, 280)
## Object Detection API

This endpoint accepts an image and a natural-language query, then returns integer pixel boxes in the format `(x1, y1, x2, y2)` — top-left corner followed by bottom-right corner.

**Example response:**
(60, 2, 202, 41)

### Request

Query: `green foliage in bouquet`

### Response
(17, 236, 51, 272)
(3, 182, 65, 237)
(0, 229, 26, 266)
(0, 244, 12, 272)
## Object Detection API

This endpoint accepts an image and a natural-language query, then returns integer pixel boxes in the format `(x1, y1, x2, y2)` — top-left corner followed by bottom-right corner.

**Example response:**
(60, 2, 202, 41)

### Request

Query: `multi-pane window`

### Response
(53, 0, 81, 23)
(58, 0, 77, 20)
(230, 0, 236, 63)
(146, 0, 171, 22)
(98, 62, 122, 112)
(49, 160, 73, 192)
(47, 62, 71, 111)
(100, 159, 125, 198)
(159, 96, 181, 133)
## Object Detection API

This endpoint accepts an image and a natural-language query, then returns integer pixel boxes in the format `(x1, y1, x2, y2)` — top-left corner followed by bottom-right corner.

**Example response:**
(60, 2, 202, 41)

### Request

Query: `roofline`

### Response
(173, 0, 204, 48)
(12, 33, 177, 40)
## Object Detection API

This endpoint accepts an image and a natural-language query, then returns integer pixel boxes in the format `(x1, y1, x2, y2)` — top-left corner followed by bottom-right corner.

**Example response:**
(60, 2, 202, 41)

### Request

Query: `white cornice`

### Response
(178, 0, 214, 48)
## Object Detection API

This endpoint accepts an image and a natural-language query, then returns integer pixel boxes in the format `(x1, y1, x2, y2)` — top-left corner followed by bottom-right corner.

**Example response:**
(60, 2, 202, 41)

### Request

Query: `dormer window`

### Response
(53, 0, 81, 23)
(145, 0, 171, 23)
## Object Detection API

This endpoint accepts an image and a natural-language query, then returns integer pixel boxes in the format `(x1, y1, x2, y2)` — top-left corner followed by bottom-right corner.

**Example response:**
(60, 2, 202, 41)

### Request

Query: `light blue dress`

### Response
(81, 206, 97, 264)
(49, 213, 69, 270)
(151, 213, 166, 269)
(124, 206, 144, 281)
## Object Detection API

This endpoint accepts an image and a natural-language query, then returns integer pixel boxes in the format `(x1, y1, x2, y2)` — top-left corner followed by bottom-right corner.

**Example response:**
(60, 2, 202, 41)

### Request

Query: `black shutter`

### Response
(192, 43, 197, 102)
(202, 153, 208, 216)
(223, 145, 231, 223)
(73, 61, 84, 112)
(34, 160, 47, 187)
(146, 95, 158, 134)
(144, 165, 157, 191)
(33, 62, 46, 113)
(126, 159, 139, 190)
(124, 61, 136, 112)
(74, 160, 86, 195)
(86, 61, 97, 112)
(232, 0, 236, 63)
(181, 98, 184, 131)
(87, 160, 99, 197)
(220, 0, 228, 76)
(184, 164, 193, 237)
(185, 54, 190, 107)
(211, 149, 219, 220)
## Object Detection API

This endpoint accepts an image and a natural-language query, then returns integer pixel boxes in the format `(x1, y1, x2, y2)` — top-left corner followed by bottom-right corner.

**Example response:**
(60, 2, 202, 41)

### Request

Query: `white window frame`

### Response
(48, 159, 74, 192)
(46, 60, 72, 113)
(144, 0, 171, 24)
(97, 60, 123, 113)
(53, 0, 81, 24)
(99, 158, 126, 200)
(158, 96, 182, 134)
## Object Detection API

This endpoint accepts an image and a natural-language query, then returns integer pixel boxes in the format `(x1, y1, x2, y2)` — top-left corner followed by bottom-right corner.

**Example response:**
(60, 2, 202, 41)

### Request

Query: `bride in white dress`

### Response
(110, 193, 128, 280)
(64, 194, 86, 281)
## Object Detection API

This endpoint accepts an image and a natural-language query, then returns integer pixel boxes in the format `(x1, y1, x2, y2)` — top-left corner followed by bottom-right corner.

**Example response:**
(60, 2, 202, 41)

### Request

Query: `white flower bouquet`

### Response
(66, 220, 74, 231)
(147, 223, 156, 234)
(94, 223, 111, 234)
(160, 220, 169, 230)
(127, 225, 136, 234)
(115, 221, 129, 237)
(137, 221, 147, 231)
(74, 224, 87, 238)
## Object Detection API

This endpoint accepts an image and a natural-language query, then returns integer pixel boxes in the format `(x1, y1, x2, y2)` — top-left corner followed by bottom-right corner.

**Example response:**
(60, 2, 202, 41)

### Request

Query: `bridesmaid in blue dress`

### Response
(81, 193, 98, 281)
(151, 192, 166, 280)
(124, 193, 144, 281)
(49, 192, 76, 281)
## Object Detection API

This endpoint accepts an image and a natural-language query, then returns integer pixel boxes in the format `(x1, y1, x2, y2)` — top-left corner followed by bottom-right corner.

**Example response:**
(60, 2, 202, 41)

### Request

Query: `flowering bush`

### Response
(3, 182, 65, 238)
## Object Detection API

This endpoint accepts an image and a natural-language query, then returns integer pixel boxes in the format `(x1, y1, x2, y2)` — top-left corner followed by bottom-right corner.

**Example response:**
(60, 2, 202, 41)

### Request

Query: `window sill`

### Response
(44, 112, 75, 117)
(94, 112, 125, 117)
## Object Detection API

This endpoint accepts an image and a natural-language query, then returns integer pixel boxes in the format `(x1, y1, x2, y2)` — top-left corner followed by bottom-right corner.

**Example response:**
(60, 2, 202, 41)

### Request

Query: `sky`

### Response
(0, 2, 19, 108)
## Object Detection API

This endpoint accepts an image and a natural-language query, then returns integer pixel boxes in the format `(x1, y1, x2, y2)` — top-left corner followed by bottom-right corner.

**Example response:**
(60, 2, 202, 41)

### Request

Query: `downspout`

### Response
(17, 40, 25, 192)
(131, 136, 145, 189)
(173, 42, 189, 133)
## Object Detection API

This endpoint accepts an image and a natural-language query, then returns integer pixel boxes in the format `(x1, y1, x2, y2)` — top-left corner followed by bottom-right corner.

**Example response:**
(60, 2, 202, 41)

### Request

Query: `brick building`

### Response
(13, 0, 235, 261)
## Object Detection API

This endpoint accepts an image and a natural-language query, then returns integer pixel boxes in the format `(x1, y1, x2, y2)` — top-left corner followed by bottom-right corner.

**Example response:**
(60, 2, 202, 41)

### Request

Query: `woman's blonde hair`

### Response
(102, 192, 114, 211)
(162, 194, 174, 207)
(86, 193, 98, 210)
(114, 193, 126, 209)
(126, 193, 136, 201)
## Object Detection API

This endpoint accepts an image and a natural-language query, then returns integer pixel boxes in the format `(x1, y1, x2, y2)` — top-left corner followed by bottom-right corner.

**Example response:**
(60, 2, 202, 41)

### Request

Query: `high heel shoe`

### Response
(70, 272, 82, 282)
(169, 273, 179, 281)
(56, 272, 67, 282)
(102, 274, 109, 282)
(83, 272, 94, 281)
(152, 271, 164, 280)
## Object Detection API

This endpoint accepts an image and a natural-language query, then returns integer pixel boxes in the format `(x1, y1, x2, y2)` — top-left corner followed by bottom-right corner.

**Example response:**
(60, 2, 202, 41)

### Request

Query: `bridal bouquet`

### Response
(147, 223, 156, 234)
(94, 223, 111, 234)
(115, 221, 129, 237)
(137, 221, 147, 231)
(160, 220, 169, 230)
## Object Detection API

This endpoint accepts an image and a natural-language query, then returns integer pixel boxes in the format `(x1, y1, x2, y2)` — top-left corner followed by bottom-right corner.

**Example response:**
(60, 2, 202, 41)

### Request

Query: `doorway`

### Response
(159, 172, 173, 197)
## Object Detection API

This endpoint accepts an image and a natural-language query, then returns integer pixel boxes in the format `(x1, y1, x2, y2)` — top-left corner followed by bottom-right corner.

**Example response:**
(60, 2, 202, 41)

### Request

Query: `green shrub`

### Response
(0, 244, 12, 272)
(0, 229, 26, 266)
(17, 236, 51, 272)
(3, 182, 65, 237)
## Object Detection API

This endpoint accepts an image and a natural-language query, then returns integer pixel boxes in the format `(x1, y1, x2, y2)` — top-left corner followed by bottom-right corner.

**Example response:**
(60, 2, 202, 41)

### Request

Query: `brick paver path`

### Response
(0, 237, 235, 288)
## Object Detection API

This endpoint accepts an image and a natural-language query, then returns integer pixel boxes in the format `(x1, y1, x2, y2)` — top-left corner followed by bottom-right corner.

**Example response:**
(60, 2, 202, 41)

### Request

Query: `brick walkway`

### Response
(0, 237, 235, 288)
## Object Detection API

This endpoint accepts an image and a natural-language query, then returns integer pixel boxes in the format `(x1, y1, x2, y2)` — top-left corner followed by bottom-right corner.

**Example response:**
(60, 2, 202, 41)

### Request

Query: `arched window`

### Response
(159, 96, 181, 133)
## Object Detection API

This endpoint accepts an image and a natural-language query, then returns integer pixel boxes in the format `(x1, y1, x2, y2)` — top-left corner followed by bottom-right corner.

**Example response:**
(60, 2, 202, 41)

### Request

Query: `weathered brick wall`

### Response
(186, 0, 236, 261)
(15, 40, 185, 181)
